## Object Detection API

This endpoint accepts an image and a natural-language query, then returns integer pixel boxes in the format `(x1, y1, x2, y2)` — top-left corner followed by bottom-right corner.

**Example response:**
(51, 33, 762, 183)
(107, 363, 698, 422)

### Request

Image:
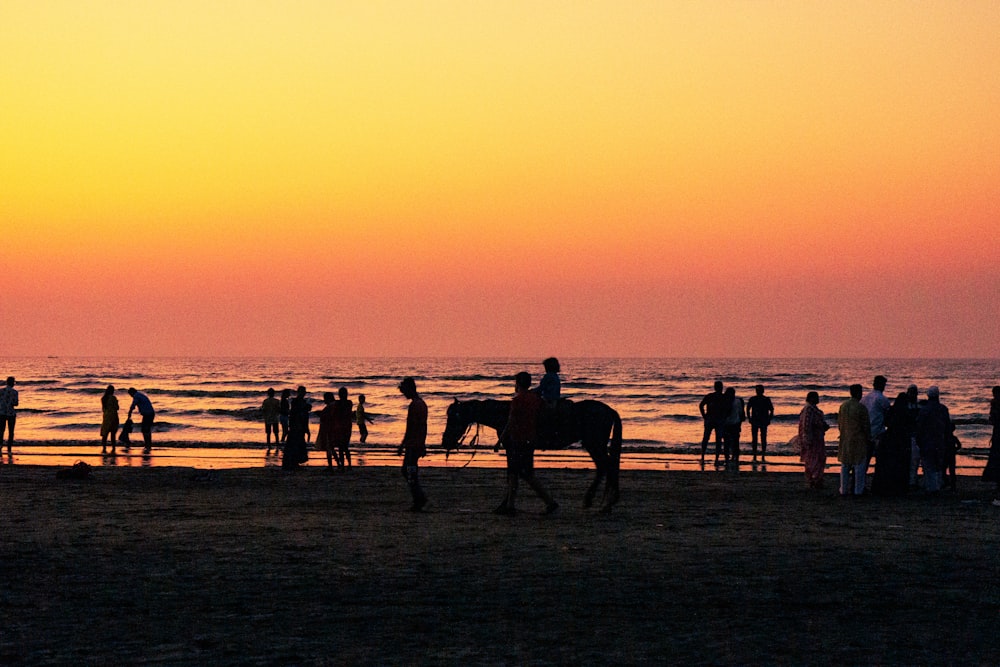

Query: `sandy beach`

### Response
(1, 463, 999, 665)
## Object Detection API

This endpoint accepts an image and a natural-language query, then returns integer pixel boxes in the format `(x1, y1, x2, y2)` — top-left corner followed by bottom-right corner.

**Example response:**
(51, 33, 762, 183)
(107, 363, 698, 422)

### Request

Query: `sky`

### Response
(2, 1, 998, 358)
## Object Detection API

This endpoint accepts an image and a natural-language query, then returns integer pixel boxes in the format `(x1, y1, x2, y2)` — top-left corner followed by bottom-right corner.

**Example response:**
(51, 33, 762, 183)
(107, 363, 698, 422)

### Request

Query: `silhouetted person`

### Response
(861, 375, 891, 484)
(722, 387, 745, 471)
(279, 388, 291, 445)
(397, 377, 428, 511)
(127, 387, 155, 451)
(535, 357, 563, 443)
(699, 381, 725, 465)
(746, 384, 774, 463)
(906, 384, 922, 486)
(282, 386, 311, 469)
(872, 392, 914, 496)
(0, 376, 18, 453)
(316, 391, 336, 469)
(982, 386, 1000, 505)
(262, 387, 281, 454)
(495, 372, 558, 516)
(100, 384, 120, 454)
(838, 384, 871, 496)
(332, 387, 354, 470)
(356, 394, 374, 444)
(798, 391, 829, 489)
(916, 386, 954, 494)
(537, 357, 561, 405)
(118, 418, 134, 448)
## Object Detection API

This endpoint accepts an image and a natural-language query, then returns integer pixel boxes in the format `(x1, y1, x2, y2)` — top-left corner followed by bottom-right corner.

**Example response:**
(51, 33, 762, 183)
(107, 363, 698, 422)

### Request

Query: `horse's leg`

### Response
(584, 444, 607, 508)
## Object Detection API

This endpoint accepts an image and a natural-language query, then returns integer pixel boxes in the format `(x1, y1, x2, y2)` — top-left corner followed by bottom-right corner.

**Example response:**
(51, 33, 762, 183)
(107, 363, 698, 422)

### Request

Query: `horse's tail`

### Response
(609, 407, 622, 481)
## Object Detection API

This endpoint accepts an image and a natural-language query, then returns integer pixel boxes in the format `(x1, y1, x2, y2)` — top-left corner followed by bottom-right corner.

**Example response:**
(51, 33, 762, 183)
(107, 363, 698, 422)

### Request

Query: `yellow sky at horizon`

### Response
(2, 1, 998, 357)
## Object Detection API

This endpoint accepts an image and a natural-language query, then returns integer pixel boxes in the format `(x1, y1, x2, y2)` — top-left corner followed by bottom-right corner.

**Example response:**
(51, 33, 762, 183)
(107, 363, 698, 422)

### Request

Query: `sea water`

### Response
(1, 357, 996, 469)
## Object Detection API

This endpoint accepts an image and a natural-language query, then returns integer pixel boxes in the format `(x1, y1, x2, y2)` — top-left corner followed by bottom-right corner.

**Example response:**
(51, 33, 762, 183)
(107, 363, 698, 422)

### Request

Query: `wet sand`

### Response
(1, 463, 998, 665)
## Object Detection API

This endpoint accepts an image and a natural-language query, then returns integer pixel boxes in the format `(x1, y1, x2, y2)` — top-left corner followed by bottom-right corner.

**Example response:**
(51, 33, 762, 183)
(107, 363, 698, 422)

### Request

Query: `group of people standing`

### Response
(700, 375, 998, 499)
(698, 381, 774, 468)
(264, 386, 374, 472)
(99, 385, 155, 454)
(798, 376, 966, 496)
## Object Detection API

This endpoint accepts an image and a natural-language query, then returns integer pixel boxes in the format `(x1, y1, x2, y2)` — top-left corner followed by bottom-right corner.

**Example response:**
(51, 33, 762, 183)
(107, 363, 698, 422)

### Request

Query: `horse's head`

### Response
(442, 399, 473, 453)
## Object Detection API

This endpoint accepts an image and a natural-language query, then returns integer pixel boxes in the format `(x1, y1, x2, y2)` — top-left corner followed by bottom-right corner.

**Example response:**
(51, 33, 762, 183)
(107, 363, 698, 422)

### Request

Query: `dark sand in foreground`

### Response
(2, 464, 999, 665)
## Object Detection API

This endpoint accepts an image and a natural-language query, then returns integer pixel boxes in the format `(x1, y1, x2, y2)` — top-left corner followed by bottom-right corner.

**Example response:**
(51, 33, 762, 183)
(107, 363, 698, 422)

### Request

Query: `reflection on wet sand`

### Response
(0, 445, 988, 476)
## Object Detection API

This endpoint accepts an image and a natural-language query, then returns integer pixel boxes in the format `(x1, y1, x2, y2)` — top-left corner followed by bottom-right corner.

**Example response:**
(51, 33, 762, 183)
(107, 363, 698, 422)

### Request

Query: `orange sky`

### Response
(2, 1, 998, 358)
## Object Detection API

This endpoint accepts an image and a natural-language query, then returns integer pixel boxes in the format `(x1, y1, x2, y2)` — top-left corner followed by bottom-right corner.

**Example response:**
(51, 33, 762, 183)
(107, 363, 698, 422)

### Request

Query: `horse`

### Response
(442, 398, 623, 512)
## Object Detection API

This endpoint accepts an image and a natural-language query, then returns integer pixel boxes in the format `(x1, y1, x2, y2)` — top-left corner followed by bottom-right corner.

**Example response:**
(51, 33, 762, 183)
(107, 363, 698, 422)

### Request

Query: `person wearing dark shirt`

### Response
(495, 372, 558, 516)
(282, 386, 311, 469)
(397, 377, 428, 511)
(331, 387, 354, 470)
(746, 384, 775, 463)
(698, 381, 725, 465)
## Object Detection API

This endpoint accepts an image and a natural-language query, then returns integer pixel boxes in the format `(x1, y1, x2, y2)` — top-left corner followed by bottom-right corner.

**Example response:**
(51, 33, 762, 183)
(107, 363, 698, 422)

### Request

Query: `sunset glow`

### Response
(2, 1, 998, 357)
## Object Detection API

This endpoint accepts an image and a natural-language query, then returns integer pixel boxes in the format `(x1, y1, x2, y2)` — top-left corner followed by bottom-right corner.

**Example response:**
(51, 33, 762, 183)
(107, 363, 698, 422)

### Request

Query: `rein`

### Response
(447, 420, 482, 469)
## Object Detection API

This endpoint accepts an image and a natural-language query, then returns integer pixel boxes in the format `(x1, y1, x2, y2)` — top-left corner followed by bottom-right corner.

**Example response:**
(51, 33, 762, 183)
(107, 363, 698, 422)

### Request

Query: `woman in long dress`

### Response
(981, 386, 1000, 504)
(798, 391, 829, 489)
(282, 386, 312, 469)
(872, 393, 912, 496)
(100, 384, 119, 454)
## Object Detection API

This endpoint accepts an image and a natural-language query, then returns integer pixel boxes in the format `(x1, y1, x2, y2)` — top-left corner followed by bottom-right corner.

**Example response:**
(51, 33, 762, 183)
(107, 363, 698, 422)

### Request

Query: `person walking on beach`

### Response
(861, 375, 891, 484)
(699, 381, 726, 466)
(838, 384, 872, 496)
(798, 391, 829, 489)
(127, 387, 155, 451)
(262, 388, 281, 454)
(356, 394, 374, 444)
(279, 388, 291, 445)
(722, 387, 745, 470)
(495, 372, 559, 516)
(282, 386, 311, 469)
(0, 376, 19, 453)
(982, 386, 1000, 506)
(100, 385, 120, 454)
(397, 377, 428, 511)
(331, 387, 354, 471)
(916, 386, 954, 494)
(746, 384, 774, 463)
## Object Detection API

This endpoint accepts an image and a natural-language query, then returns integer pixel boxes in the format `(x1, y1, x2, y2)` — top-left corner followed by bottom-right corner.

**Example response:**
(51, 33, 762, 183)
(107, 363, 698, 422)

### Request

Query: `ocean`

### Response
(1, 357, 997, 469)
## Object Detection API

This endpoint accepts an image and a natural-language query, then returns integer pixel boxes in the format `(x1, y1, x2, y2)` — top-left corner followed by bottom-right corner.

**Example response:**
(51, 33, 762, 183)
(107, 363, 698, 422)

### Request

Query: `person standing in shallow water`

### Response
(721, 387, 745, 470)
(282, 386, 311, 469)
(278, 388, 291, 446)
(100, 385, 119, 454)
(699, 381, 725, 465)
(798, 391, 829, 489)
(0, 376, 19, 453)
(127, 387, 155, 451)
(356, 394, 373, 444)
(746, 384, 774, 463)
(261, 388, 281, 455)
(331, 387, 354, 471)
(315, 392, 336, 469)
(397, 377, 428, 511)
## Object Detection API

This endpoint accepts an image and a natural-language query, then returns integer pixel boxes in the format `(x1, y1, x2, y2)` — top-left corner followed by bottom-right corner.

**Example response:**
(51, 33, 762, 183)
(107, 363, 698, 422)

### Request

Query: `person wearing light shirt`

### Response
(127, 387, 155, 450)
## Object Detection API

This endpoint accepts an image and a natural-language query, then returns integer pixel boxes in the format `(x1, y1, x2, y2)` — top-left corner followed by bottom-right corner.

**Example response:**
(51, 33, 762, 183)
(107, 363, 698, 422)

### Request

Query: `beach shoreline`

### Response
(2, 464, 998, 664)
